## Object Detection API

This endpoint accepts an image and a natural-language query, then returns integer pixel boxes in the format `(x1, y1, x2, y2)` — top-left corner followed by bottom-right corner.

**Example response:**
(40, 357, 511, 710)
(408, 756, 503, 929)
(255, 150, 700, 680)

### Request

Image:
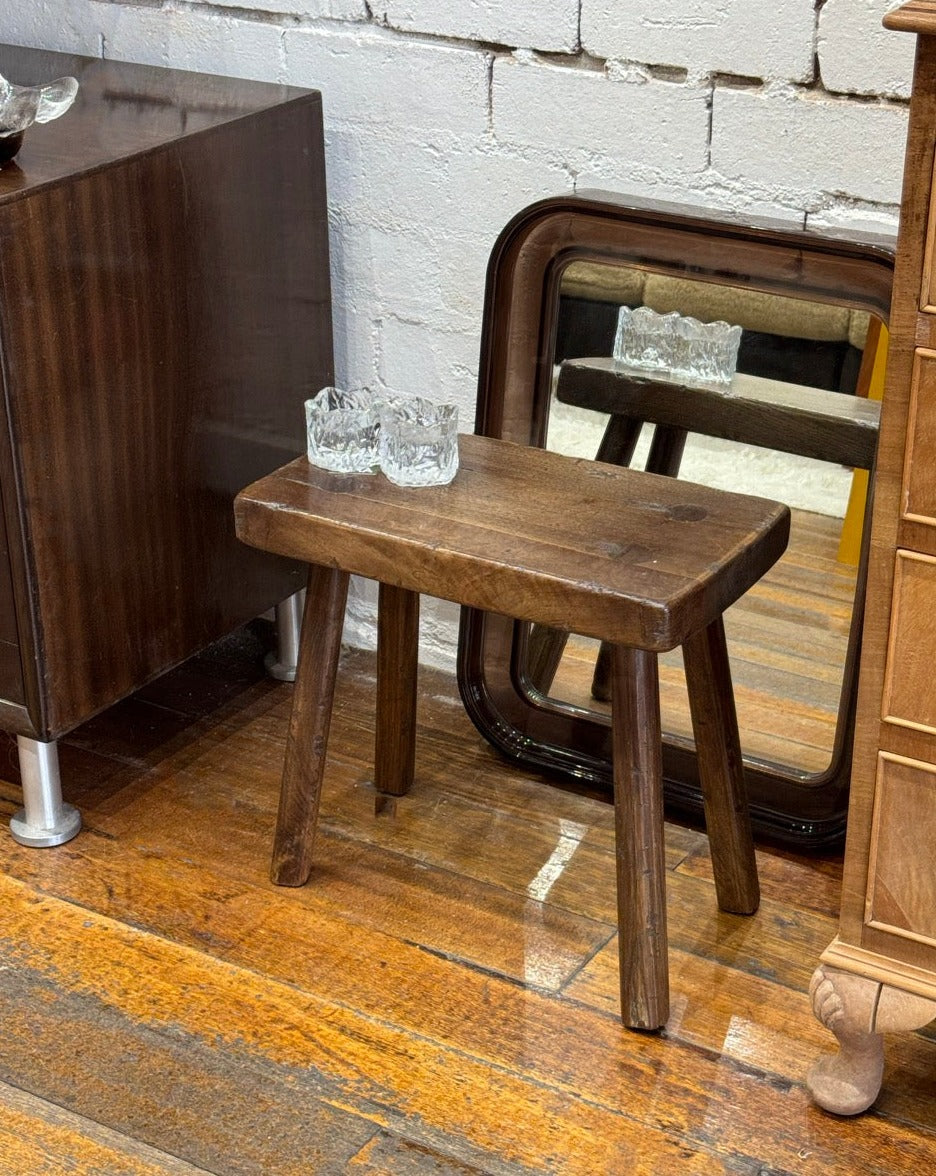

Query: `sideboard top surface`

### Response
(0, 44, 319, 199)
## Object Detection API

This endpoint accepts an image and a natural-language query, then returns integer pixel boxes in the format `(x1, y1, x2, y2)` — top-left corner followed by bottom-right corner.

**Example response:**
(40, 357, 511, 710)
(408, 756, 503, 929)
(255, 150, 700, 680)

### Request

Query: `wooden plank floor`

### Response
(0, 624, 934, 1173)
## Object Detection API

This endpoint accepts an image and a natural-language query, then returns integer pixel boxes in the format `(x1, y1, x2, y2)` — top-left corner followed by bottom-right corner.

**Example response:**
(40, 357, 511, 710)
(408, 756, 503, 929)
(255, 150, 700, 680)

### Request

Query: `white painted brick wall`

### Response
(492, 55, 710, 177)
(819, 0, 916, 98)
(0, 0, 919, 666)
(103, 4, 289, 81)
(191, 0, 367, 18)
(711, 86, 909, 208)
(377, 0, 579, 53)
(582, 0, 816, 84)
(284, 24, 490, 137)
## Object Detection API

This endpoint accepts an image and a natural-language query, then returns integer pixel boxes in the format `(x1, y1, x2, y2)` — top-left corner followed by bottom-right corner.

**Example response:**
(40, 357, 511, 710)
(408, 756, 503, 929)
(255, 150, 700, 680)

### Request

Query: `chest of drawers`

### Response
(809, 0, 936, 1115)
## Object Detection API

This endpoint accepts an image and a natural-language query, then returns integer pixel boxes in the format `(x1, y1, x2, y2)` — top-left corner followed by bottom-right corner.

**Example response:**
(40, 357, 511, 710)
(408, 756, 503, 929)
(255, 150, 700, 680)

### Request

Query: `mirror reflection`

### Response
(518, 261, 883, 779)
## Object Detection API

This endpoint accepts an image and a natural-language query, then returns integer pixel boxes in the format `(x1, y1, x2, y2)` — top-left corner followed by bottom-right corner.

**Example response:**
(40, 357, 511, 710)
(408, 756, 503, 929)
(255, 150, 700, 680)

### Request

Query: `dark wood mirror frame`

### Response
(455, 190, 895, 849)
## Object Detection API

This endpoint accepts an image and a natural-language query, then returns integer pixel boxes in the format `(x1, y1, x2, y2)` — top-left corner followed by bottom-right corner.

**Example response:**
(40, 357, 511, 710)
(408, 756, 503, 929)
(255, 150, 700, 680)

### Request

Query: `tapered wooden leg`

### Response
(375, 583, 419, 796)
(682, 617, 759, 915)
(808, 964, 936, 1115)
(270, 563, 349, 888)
(610, 644, 669, 1030)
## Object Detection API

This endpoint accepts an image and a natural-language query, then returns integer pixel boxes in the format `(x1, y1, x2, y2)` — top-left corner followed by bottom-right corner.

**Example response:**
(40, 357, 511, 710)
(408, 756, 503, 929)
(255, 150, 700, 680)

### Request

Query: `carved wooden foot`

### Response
(807, 964, 936, 1115)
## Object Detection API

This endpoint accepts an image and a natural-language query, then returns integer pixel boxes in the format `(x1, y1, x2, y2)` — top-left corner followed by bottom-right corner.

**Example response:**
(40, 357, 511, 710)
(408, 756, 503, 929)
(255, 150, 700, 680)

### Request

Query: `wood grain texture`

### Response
(0, 45, 330, 740)
(809, 12, 936, 1110)
(882, 551, 936, 731)
(235, 434, 790, 652)
(832, 21, 936, 971)
(884, 1, 936, 34)
(0, 634, 933, 1172)
(272, 565, 349, 887)
(611, 645, 669, 1029)
(0, 1080, 208, 1175)
(902, 350, 936, 530)
(865, 752, 936, 944)
(682, 617, 759, 916)
(241, 434, 786, 1025)
(551, 504, 857, 776)
(375, 584, 419, 797)
(558, 359, 882, 469)
(837, 23, 936, 939)
(460, 187, 893, 851)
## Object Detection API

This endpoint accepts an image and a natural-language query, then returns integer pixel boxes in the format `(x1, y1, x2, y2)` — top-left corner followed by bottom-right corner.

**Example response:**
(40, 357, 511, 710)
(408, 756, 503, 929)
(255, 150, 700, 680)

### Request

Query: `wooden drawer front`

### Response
(883, 549, 936, 731)
(866, 752, 936, 946)
(903, 349, 936, 527)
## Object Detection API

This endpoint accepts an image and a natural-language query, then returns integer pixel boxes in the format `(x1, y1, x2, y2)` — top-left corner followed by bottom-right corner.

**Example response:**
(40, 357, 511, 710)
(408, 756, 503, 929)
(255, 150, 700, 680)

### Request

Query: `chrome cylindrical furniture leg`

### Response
(10, 736, 81, 847)
(264, 589, 306, 682)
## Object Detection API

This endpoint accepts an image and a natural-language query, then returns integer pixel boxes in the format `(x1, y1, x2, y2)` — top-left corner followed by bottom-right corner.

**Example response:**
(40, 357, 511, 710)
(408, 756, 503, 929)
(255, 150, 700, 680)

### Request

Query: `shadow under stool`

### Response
(233, 433, 790, 1030)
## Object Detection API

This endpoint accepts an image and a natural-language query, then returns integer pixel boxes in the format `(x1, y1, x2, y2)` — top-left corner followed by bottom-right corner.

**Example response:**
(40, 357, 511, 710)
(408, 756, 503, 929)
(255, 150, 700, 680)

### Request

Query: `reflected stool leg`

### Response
(265, 589, 306, 682)
(682, 617, 759, 915)
(10, 736, 81, 848)
(644, 424, 688, 478)
(271, 565, 348, 887)
(375, 584, 419, 797)
(611, 644, 669, 1030)
(596, 414, 643, 465)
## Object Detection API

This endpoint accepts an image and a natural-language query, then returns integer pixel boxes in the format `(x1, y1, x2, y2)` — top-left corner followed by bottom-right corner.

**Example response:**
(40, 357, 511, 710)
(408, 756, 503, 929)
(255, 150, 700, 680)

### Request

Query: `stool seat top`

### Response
(234, 433, 790, 651)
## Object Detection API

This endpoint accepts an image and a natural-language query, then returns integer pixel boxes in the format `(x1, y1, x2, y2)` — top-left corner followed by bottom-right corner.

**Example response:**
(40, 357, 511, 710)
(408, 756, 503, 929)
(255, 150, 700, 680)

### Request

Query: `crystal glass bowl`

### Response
(613, 304, 742, 387)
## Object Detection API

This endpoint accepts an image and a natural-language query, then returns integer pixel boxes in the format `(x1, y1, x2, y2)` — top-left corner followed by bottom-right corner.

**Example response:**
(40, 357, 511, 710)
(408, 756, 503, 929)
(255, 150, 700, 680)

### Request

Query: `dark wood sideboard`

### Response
(0, 45, 332, 842)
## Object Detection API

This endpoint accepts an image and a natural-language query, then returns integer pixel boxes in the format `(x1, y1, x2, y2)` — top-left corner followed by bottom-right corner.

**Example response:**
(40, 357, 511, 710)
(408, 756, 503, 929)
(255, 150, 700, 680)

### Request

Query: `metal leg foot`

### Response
(10, 736, 81, 848)
(265, 590, 305, 682)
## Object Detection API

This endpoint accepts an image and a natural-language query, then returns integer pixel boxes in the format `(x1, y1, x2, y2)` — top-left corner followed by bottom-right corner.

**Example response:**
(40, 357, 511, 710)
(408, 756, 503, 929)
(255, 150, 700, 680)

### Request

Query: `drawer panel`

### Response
(866, 752, 936, 947)
(883, 549, 936, 732)
(903, 348, 936, 527)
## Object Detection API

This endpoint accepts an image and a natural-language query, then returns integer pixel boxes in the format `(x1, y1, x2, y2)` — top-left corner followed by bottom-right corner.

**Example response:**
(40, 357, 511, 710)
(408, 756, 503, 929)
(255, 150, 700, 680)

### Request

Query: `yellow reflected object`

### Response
(838, 320, 888, 565)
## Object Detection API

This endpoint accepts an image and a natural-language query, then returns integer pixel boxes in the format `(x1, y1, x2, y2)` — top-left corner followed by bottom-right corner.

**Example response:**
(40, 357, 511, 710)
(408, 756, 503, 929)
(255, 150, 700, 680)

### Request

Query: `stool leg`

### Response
(375, 583, 419, 796)
(271, 563, 349, 888)
(682, 617, 759, 916)
(610, 644, 669, 1030)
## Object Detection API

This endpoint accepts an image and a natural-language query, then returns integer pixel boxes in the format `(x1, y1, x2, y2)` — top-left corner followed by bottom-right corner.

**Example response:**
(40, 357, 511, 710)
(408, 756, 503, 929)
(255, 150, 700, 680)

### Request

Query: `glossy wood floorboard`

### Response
(0, 627, 933, 1173)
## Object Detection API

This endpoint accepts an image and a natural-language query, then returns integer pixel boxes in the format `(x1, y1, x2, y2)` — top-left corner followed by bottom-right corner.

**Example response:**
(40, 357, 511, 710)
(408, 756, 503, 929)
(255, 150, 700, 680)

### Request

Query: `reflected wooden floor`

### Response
(551, 507, 857, 774)
(0, 624, 933, 1173)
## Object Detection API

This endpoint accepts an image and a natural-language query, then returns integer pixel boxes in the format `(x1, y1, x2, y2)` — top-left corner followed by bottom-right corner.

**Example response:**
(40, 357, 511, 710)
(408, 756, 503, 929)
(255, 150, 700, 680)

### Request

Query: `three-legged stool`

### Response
(234, 433, 789, 1030)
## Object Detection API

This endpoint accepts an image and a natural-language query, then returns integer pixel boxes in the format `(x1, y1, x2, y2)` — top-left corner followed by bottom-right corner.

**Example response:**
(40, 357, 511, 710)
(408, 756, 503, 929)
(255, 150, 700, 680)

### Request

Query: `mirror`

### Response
(456, 191, 894, 848)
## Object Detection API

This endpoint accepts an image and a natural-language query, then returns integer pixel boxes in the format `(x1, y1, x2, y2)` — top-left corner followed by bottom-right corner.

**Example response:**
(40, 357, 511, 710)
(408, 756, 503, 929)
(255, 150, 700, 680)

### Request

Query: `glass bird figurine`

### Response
(0, 70, 79, 164)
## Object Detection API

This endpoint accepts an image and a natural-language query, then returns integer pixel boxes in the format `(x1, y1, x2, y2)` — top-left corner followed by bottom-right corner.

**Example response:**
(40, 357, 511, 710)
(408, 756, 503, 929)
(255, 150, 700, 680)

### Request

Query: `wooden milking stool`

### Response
(234, 433, 789, 1029)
